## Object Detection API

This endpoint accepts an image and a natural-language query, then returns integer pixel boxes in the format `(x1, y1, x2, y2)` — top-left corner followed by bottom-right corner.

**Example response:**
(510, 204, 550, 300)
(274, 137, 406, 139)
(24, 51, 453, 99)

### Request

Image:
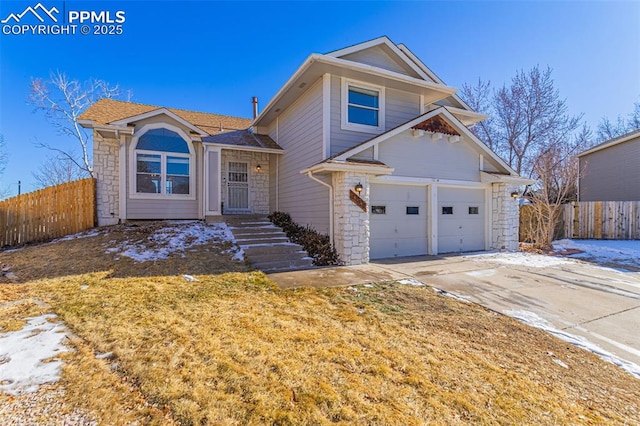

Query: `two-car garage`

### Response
(369, 184, 487, 259)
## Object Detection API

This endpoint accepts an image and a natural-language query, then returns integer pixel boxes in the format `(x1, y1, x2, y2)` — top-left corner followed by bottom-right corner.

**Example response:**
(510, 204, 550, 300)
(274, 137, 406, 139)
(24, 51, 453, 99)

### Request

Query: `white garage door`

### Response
(438, 187, 486, 254)
(370, 184, 428, 259)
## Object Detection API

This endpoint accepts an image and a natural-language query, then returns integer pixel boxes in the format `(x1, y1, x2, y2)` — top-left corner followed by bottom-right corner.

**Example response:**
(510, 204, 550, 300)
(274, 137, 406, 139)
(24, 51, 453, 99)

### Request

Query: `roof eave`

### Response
(301, 161, 394, 176)
(202, 142, 283, 155)
(578, 129, 640, 157)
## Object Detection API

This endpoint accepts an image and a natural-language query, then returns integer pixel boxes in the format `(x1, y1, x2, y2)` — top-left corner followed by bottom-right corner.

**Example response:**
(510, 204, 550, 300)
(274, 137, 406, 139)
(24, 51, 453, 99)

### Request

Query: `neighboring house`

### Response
(578, 128, 640, 202)
(80, 36, 528, 265)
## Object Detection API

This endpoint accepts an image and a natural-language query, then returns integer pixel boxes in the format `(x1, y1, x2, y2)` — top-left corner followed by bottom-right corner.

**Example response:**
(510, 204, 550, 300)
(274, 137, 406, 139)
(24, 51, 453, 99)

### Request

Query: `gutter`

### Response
(306, 171, 334, 245)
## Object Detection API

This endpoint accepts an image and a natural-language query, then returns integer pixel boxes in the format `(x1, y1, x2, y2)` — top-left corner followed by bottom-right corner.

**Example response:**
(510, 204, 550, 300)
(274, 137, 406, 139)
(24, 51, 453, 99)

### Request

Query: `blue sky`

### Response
(1, 0, 639, 196)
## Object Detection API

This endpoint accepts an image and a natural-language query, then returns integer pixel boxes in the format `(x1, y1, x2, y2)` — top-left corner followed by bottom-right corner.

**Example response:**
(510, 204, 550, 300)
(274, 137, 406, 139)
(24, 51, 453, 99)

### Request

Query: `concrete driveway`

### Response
(269, 252, 640, 372)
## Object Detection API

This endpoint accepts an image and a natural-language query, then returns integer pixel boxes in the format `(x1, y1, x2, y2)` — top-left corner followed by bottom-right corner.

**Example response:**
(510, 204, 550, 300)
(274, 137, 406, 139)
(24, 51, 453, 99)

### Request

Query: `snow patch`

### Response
(54, 229, 103, 243)
(465, 269, 496, 278)
(433, 287, 471, 303)
(469, 252, 573, 268)
(105, 221, 243, 263)
(553, 239, 640, 270)
(505, 309, 640, 379)
(397, 278, 425, 286)
(0, 314, 71, 395)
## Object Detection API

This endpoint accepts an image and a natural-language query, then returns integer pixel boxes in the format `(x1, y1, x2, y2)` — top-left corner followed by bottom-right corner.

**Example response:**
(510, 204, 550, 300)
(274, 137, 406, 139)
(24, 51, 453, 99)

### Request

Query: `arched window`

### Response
(133, 126, 194, 197)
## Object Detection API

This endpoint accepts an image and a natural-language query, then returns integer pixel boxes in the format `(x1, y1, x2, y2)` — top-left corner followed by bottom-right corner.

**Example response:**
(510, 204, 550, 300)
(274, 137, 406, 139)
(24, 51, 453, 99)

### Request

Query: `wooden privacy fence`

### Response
(0, 178, 96, 247)
(561, 201, 640, 240)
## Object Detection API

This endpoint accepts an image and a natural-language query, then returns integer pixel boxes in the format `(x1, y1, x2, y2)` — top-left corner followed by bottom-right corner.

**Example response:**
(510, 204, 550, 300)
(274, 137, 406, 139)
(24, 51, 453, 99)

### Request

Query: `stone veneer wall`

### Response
(491, 182, 520, 251)
(221, 150, 270, 214)
(93, 133, 121, 226)
(332, 172, 370, 265)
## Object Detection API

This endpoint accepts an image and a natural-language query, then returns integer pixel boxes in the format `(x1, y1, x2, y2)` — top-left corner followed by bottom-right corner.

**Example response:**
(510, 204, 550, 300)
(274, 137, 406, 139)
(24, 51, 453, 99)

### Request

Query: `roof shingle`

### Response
(79, 98, 252, 134)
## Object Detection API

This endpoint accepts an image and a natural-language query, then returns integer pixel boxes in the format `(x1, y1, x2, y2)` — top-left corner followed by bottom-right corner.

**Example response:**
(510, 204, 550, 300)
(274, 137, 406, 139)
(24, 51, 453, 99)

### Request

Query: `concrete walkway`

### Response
(268, 252, 640, 369)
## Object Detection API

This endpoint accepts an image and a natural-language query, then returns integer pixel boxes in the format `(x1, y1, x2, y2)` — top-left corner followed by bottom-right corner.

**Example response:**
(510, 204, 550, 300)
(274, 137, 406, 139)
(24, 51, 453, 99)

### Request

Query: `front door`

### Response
(227, 161, 249, 211)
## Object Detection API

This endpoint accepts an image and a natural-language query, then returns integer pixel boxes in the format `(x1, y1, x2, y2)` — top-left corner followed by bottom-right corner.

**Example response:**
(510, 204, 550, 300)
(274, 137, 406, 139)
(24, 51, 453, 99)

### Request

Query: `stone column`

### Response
(332, 172, 370, 265)
(93, 133, 120, 226)
(491, 183, 520, 251)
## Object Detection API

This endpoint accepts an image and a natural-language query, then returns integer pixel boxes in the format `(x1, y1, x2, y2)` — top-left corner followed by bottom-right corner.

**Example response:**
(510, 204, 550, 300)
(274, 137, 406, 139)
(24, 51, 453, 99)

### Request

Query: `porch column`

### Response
(491, 183, 520, 251)
(332, 172, 370, 265)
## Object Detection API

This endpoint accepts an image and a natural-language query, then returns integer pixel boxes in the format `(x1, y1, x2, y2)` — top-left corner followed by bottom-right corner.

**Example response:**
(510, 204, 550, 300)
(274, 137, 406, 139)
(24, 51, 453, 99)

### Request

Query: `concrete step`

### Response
(245, 250, 309, 263)
(240, 242, 306, 256)
(224, 215, 314, 272)
(253, 258, 315, 272)
(236, 236, 291, 245)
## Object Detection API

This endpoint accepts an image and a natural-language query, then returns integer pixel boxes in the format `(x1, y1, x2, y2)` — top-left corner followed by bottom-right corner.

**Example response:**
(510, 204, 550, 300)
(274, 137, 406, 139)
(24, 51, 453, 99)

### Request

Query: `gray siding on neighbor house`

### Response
(340, 45, 421, 78)
(269, 77, 330, 234)
(580, 137, 640, 201)
(329, 76, 421, 156)
(378, 131, 481, 181)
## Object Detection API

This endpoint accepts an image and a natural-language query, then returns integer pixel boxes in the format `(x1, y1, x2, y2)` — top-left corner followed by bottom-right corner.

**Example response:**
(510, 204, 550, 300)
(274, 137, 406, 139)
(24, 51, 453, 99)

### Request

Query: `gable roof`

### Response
(578, 128, 640, 157)
(79, 98, 252, 135)
(331, 107, 516, 176)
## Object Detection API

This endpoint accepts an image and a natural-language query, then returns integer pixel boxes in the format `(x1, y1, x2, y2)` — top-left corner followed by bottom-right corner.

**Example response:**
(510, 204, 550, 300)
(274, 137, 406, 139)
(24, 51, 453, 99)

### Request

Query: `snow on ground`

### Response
(505, 309, 640, 379)
(553, 239, 640, 270)
(466, 251, 574, 268)
(105, 221, 244, 262)
(0, 314, 71, 395)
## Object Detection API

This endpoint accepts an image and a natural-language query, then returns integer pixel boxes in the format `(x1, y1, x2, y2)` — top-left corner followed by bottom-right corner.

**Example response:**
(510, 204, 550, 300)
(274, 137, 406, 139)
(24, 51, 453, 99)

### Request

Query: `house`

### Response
(79, 36, 528, 265)
(578, 128, 640, 201)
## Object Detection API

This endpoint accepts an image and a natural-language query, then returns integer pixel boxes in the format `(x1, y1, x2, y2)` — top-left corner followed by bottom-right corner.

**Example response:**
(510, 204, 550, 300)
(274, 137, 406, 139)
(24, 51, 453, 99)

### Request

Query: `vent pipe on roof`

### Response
(252, 96, 258, 119)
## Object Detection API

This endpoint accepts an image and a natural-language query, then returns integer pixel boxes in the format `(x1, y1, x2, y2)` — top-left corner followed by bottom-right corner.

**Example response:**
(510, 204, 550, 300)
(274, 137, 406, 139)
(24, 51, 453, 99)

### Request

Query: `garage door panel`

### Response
(438, 187, 486, 254)
(370, 184, 428, 259)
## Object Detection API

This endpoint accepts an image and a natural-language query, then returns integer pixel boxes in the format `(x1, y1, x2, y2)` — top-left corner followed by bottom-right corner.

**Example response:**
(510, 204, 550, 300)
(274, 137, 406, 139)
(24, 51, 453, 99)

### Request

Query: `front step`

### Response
(225, 216, 315, 272)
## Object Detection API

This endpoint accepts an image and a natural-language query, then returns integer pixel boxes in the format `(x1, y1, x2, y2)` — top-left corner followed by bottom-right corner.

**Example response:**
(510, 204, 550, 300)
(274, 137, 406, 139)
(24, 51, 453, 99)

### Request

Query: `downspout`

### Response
(306, 171, 334, 245)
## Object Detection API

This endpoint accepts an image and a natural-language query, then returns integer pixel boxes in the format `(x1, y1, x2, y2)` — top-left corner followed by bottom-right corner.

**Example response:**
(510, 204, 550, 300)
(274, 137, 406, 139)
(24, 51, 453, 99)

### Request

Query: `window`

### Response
(469, 206, 479, 215)
(341, 78, 385, 133)
(132, 126, 194, 198)
(442, 207, 453, 215)
(371, 205, 386, 214)
(406, 206, 419, 215)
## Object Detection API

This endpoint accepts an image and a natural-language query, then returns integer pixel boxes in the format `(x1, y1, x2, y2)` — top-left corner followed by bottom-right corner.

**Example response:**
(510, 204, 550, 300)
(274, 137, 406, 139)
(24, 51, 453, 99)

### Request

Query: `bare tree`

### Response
(522, 126, 591, 249)
(32, 155, 90, 188)
(462, 66, 582, 177)
(29, 71, 129, 178)
(596, 100, 640, 142)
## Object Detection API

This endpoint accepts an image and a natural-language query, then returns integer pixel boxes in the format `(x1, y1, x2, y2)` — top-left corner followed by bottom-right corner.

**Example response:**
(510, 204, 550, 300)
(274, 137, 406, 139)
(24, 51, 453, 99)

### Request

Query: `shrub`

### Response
(268, 212, 341, 266)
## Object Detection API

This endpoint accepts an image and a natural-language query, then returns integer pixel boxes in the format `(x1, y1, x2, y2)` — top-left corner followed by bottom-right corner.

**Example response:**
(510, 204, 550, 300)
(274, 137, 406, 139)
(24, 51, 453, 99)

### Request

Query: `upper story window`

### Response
(341, 78, 385, 134)
(131, 125, 195, 199)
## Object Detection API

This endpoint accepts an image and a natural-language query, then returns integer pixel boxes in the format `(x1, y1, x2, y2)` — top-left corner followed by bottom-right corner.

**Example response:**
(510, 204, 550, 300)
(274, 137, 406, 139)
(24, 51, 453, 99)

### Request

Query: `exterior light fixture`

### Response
(355, 182, 363, 194)
(255, 164, 262, 172)
(511, 191, 519, 199)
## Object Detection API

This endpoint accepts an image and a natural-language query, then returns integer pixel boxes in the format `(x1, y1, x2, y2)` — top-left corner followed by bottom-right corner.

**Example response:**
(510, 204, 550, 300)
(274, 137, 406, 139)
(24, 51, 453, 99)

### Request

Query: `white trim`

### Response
(371, 175, 489, 189)
(327, 36, 431, 82)
(444, 106, 489, 126)
(201, 143, 283, 155)
(480, 171, 535, 185)
(341, 77, 386, 134)
(429, 184, 438, 255)
(111, 108, 208, 136)
(322, 73, 331, 159)
(419, 94, 425, 114)
(301, 161, 393, 176)
(484, 187, 492, 251)
(204, 146, 222, 216)
(118, 134, 127, 221)
(128, 123, 196, 200)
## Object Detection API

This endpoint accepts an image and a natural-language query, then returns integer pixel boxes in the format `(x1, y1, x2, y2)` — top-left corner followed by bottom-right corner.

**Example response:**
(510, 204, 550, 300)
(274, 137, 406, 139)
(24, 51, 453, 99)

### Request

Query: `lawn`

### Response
(1, 222, 639, 425)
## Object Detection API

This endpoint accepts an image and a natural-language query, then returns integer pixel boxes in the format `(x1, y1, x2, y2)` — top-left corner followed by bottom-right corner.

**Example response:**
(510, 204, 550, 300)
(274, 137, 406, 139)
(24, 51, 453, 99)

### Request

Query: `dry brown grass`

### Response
(1, 224, 639, 425)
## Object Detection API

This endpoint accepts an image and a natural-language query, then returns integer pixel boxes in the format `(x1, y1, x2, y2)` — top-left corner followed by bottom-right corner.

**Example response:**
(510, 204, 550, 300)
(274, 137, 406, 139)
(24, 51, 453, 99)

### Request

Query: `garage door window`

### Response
(406, 206, 419, 215)
(469, 206, 479, 215)
(371, 205, 386, 214)
(442, 206, 453, 215)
